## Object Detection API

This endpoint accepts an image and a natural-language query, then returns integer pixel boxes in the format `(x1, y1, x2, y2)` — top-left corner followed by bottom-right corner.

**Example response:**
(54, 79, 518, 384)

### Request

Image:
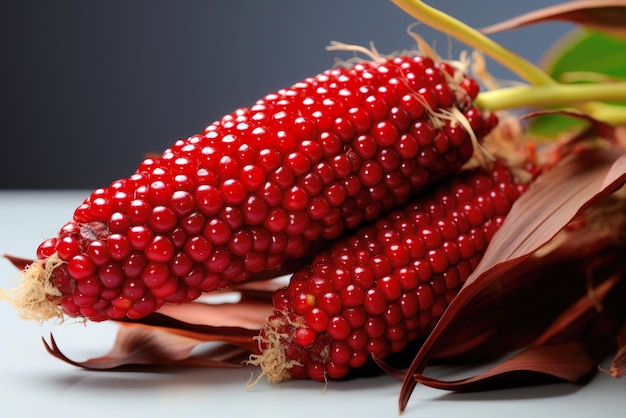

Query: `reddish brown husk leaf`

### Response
(415, 343, 596, 392)
(413, 271, 626, 392)
(42, 280, 280, 370)
(4, 255, 33, 272)
(398, 146, 626, 412)
(43, 324, 253, 370)
(480, 0, 626, 38)
(418, 236, 625, 363)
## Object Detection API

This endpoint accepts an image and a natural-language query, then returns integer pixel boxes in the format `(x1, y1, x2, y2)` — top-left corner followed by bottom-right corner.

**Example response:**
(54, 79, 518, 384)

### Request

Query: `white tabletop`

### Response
(1, 190, 624, 418)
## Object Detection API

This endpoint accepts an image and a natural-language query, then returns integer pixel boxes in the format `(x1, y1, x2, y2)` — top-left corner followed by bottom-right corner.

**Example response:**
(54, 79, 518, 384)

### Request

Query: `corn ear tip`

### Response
(0, 254, 64, 324)
(246, 315, 299, 386)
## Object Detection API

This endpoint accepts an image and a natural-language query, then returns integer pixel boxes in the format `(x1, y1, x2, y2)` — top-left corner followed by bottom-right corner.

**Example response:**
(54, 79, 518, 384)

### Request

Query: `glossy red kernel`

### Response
(151, 276, 179, 299)
(204, 218, 231, 245)
(169, 190, 196, 217)
(220, 179, 247, 205)
(195, 185, 223, 216)
(282, 185, 309, 211)
(327, 315, 351, 340)
(295, 327, 316, 347)
(184, 236, 213, 262)
(107, 234, 132, 261)
(56, 237, 80, 261)
(67, 254, 95, 280)
(305, 308, 329, 333)
(128, 225, 154, 250)
(144, 235, 175, 263)
(141, 262, 170, 288)
(98, 263, 124, 289)
(376, 275, 402, 301)
(86, 240, 110, 266)
(370, 120, 398, 147)
(121, 252, 148, 279)
(330, 341, 352, 365)
(363, 288, 387, 315)
(318, 292, 342, 316)
(36, 238, 58, 259)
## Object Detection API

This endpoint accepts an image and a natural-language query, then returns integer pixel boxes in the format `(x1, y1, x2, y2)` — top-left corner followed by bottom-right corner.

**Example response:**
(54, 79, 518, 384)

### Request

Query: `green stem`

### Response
(476, 82, 626, 111)
(477, 82, 626, 124)
(390, 0, 555, 86)
(581, 102, 626, 125)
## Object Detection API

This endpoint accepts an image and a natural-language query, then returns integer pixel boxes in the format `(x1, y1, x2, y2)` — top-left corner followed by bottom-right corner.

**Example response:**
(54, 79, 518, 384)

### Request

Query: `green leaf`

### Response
(530, 30, 626, 136)
(528, 113, 587, 138)
(544, 30, 626, 82)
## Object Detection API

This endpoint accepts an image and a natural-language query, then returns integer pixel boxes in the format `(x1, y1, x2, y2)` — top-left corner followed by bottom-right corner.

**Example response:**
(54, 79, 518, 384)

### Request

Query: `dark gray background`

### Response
(1, 0, 568, 189)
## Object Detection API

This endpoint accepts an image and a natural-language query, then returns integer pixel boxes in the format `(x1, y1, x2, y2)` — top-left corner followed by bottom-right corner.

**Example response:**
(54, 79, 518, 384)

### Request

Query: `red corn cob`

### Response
(250, 160, 528, 382)
(8, 54, 497, 323)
